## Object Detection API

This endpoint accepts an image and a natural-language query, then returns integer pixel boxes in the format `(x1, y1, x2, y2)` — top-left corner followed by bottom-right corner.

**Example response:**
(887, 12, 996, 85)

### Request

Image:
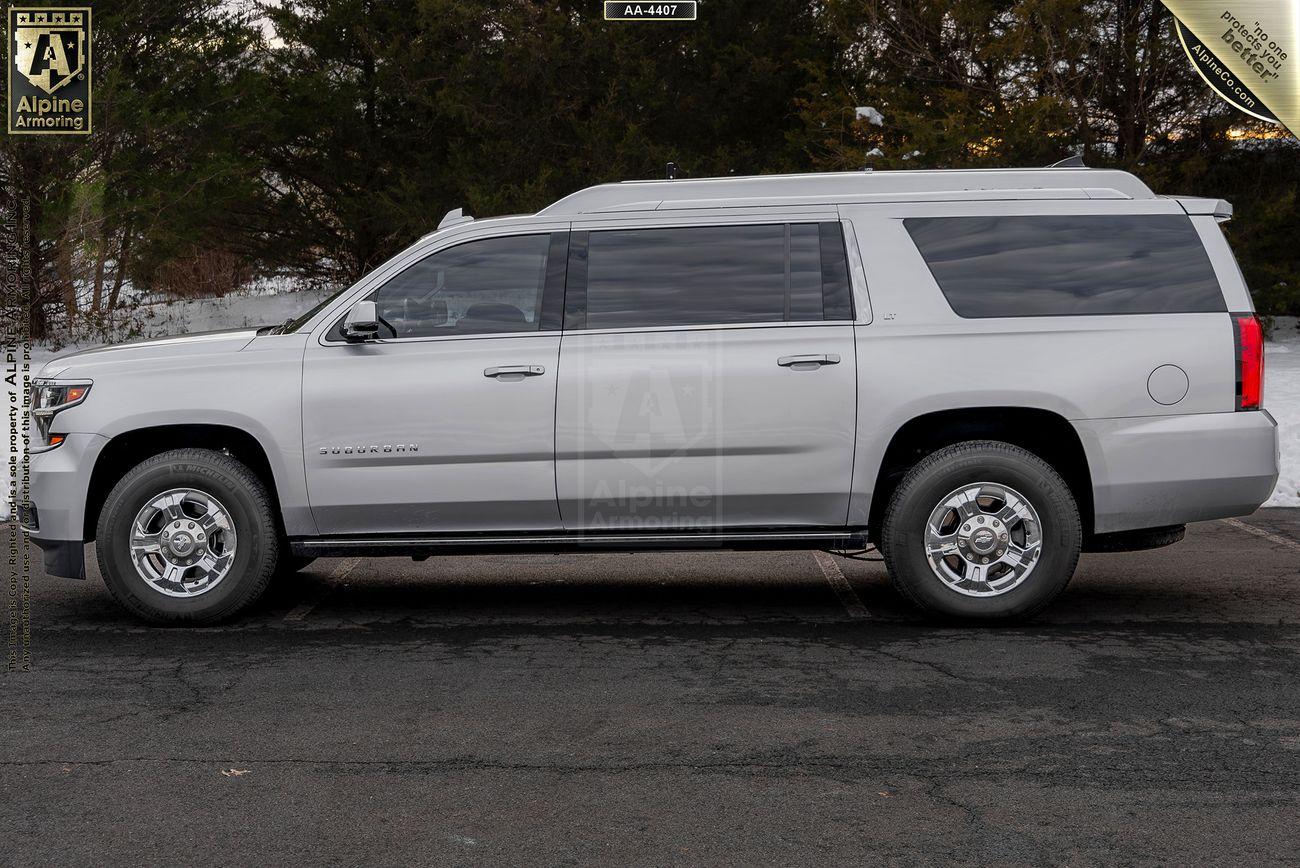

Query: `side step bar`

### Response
(290, 529, 870, 559)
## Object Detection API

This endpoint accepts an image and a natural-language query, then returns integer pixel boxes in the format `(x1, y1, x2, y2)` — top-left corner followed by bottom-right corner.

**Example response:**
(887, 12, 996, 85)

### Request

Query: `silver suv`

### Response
(24, 167, 1279, 623)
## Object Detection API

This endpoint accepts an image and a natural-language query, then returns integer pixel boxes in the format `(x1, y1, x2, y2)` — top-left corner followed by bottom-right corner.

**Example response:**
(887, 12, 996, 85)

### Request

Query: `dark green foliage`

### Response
(260, 0, 839, 281)
(1, 0, 270, 336)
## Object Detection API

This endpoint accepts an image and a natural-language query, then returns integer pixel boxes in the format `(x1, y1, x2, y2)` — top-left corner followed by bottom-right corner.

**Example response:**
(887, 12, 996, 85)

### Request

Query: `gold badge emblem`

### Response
(1162, 0, 1296, 136)
(7, 7, 91, 135)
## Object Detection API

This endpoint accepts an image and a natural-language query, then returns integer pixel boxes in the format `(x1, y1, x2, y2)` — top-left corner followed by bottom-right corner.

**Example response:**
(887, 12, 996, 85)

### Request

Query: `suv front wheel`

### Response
(96, 448, 280, 624)
(880, 440, 1081, 620)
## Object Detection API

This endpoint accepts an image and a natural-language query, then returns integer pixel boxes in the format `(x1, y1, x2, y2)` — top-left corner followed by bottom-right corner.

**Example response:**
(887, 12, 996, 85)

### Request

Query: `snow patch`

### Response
(1265, 327, 1300, 506)
(855, 106, 885, 126)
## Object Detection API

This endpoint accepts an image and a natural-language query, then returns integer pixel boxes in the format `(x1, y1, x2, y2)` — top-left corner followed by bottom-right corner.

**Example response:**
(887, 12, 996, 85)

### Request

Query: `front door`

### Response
(555, 221, 858, 530)
(302, 231, 567, 535)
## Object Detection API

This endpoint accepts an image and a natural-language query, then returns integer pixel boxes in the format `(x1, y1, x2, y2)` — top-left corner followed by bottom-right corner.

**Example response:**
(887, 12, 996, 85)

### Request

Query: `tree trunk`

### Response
(21, 201, 47, 342)
(91, 227, 108, 313)
(59, 248, 76, 319)
(356, 0, 379, 277)
(107, 234, 131, 311)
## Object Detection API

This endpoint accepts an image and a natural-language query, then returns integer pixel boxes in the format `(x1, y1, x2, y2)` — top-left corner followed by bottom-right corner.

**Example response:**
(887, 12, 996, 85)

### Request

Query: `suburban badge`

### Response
(319, 444, 420, 455)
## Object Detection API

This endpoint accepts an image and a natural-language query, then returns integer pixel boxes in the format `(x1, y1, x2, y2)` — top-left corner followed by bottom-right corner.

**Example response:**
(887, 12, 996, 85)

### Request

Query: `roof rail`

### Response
(537, 167, 1155, 216)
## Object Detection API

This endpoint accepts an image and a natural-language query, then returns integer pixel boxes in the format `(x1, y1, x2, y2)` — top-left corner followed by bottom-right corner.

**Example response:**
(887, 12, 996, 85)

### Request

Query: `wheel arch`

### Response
(866, 406, 1094, 538)
(84, 424, 282, 542)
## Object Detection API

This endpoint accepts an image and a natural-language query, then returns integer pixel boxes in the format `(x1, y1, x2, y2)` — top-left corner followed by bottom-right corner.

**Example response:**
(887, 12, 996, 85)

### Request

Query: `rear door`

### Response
(555, 216, 859, 530)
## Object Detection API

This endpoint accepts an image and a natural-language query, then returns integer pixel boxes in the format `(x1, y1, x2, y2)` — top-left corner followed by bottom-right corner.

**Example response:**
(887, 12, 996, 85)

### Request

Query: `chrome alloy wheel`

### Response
(128, 488, 238, 597)
(923, 482, 1043, 597)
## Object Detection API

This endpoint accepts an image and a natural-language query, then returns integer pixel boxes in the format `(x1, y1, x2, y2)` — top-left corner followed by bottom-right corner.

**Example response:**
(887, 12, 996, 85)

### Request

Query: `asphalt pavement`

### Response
(4, 511, 1300, 865)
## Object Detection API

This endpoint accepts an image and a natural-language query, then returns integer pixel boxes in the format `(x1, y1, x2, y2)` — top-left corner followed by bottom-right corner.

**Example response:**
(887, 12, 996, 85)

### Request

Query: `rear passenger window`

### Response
(905, 215, 1225, 318)
(571, 222, 853, 330)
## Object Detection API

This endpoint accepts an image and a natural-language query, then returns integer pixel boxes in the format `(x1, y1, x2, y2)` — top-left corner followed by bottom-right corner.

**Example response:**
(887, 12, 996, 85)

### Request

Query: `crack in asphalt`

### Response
(0, 752, 1292, 772)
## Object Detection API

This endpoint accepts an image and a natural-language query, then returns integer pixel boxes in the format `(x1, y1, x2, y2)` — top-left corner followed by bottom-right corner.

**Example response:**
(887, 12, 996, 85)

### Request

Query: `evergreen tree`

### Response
(5, 0, 1298, 338)
(1, 0, 269, 337)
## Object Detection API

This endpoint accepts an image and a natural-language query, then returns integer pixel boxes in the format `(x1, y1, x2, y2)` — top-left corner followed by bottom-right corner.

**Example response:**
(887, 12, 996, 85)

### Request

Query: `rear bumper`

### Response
(1074, 410, 1279, 533)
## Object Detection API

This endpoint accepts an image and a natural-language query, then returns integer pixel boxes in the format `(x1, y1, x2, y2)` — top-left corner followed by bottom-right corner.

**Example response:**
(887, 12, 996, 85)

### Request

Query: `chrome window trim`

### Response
(837, 215, 873, 325)
(553, 319, 853, 339)
(322, 329, 563, 347)
(324, 318, 850, 347)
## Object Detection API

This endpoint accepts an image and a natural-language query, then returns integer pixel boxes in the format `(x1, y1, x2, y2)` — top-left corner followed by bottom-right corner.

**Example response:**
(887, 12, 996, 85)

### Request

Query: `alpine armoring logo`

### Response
(7, 6, 91, 135)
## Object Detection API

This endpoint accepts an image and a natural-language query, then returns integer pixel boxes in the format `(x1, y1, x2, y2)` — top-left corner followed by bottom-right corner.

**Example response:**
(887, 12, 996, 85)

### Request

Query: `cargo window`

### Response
(567, 222, 853, 330)
(904, 215, 1225, 317)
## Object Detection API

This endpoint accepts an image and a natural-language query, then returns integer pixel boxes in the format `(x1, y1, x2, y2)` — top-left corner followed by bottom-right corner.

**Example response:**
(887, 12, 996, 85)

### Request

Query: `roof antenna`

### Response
(437, 207, 473, 230)
(666, 161, 677, 181)
(1048, 154, 1086, 168)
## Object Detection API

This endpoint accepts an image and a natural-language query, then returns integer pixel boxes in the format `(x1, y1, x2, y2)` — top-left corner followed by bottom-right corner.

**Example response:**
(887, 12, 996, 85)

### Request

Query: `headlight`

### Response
(32, 380, 91, 450)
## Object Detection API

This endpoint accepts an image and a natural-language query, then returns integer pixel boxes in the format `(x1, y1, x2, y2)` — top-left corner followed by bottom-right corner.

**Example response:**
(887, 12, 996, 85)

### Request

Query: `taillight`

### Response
(1232, 313, 1263, 410)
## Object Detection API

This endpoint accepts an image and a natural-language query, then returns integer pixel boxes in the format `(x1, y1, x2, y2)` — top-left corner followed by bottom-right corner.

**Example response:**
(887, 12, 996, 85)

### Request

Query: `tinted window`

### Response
(577, 223, 851, 330)
(819, 222, 854, 320)
(905, 215, 1225, 318)
(370, 234, 550, 338)
(787, 223, 823, 321)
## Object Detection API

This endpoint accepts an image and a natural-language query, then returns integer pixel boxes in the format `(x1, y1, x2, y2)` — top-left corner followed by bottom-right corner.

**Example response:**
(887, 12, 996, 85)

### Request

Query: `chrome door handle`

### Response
(777, 353, 841, 368)
(484, 365, 546, 378)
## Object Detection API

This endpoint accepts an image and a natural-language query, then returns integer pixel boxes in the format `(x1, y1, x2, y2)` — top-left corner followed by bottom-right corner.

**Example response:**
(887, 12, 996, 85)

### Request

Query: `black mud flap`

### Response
(31, 538, 87, 580)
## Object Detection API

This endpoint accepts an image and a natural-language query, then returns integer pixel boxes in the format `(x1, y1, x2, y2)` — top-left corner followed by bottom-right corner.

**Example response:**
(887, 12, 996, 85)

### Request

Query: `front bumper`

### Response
(26, 432, 108, 580)
(1074, 410, 1279, 534)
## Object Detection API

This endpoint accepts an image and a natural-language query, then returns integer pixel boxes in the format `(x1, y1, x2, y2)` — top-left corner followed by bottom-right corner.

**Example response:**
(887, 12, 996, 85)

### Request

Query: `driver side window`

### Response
(366, 233, 551, 339)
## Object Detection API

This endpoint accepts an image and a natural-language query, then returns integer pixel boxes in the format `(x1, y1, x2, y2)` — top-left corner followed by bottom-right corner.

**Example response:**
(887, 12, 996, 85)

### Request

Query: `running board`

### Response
(290, 529, 869, 559)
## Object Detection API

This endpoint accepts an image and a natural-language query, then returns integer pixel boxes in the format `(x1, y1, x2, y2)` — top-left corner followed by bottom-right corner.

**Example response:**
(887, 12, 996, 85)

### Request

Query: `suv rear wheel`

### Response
(96, 449, 280, 624)
(880, 440, 1081, 620)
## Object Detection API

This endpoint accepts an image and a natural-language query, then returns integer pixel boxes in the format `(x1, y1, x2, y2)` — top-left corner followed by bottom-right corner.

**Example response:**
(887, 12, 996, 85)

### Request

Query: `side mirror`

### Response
(343, 300, 380, 342)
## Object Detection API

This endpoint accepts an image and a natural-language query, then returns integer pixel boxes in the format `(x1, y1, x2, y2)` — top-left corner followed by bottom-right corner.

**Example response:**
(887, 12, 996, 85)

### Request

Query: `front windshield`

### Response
(279, 283, 353, 333)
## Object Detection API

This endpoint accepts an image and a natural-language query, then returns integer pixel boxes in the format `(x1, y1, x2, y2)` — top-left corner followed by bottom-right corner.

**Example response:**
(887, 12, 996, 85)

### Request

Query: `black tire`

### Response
(880, 440, 1081, 621)
(95, 449, 280, 624)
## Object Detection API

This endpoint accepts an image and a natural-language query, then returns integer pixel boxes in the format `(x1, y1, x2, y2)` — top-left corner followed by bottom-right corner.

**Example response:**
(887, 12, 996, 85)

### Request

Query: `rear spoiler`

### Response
(1168, 196, 1233, 222)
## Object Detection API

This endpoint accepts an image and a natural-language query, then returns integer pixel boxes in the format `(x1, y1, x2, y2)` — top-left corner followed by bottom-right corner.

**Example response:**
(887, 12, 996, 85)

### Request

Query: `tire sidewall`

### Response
(885, 448, 1080, 619)
(98, 455, 276, 621)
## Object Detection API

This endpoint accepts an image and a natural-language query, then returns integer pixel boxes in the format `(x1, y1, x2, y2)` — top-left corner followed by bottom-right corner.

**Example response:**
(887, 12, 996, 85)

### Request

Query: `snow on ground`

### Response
(1265, 320, 1300, 506)
(141, 286, 333, 334)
